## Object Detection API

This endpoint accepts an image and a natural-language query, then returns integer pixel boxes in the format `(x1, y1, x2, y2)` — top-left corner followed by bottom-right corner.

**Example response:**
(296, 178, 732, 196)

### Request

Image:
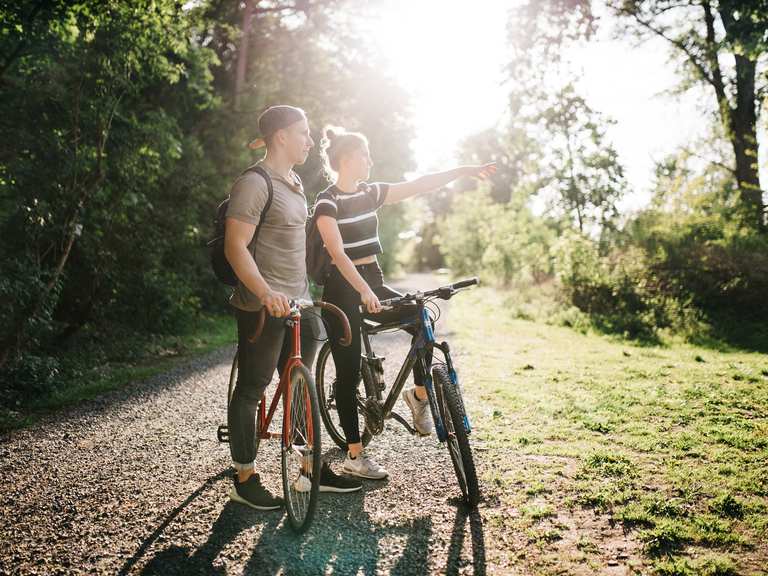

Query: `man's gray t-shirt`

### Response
(226, 162, 310, 311)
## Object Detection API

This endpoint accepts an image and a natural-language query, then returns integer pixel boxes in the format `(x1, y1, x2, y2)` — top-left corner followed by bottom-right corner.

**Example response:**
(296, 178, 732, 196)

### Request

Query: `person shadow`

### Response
(118, 468, 280, 576)
(239, 477, 434, 576)
(137, 498, 282, 576)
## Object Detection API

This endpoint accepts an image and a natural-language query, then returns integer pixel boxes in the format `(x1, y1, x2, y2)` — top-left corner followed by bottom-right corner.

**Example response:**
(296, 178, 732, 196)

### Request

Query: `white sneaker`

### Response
(403, 387, 433, 435)
(293, 474, 312, 493)
(341, 451, 388, 480)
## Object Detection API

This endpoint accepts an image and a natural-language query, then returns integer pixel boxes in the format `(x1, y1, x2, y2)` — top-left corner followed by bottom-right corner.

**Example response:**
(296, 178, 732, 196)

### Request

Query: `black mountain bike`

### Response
(314, 278, 481, 506)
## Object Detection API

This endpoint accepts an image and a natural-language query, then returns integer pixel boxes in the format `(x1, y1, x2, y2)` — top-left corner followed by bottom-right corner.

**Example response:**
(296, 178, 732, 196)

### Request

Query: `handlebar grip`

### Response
(452, 277, 479, 290)
(247, 307, 267, 343)
(315, 300, 352, 347)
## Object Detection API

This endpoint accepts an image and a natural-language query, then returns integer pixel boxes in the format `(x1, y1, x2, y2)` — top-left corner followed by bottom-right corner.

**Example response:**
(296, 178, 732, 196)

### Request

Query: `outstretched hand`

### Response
(462, 162, 497, 181)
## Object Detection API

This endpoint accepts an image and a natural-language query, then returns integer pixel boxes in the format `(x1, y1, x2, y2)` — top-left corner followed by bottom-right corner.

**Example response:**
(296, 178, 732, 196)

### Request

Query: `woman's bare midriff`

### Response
(352, 255, 377, 266)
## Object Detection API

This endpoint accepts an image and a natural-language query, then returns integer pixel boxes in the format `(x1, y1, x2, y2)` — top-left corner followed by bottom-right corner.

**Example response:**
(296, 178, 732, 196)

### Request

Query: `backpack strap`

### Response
(242, 164, 274, 248)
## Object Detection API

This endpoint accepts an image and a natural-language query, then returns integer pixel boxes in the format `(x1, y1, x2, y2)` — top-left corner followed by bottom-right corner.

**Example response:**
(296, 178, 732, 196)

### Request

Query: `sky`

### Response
(364, 0, 761, 212)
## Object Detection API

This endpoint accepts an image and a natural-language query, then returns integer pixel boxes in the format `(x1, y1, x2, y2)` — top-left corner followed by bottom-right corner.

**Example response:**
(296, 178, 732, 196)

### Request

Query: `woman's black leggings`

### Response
(321, 262, 432, 445)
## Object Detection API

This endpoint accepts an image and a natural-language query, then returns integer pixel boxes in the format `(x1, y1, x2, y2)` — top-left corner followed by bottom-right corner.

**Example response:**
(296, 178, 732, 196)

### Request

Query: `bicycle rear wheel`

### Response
(433, 365, 480, 507)
(281, 364, 321, 532)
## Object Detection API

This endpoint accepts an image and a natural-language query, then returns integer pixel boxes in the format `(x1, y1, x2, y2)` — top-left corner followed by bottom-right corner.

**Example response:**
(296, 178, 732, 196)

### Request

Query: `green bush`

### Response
(0, 354, 61, 407)
(643, 223, 768, 324)
(552, 232, 678, 340)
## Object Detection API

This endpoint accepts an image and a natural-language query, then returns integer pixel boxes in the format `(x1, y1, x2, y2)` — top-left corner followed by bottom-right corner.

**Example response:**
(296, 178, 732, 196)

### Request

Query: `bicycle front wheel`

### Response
(315, 341, 370, 449)
(433, 366, 480, 507)
(281, 364, 321, 533)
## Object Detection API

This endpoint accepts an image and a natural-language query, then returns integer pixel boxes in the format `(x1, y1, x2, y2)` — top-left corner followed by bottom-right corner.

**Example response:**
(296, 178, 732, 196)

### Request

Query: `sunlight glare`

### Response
(365, 0, 511, 170)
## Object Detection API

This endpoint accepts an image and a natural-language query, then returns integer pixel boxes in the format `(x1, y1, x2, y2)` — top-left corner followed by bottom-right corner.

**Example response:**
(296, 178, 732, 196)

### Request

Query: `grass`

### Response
(448, 285, 768, 574)
(1, 313, 235, 433)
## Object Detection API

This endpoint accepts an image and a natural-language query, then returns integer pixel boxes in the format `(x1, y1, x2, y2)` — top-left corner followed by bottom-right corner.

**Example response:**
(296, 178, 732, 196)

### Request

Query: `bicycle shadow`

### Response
(445, 502, 487, 576)
(126, 463, 438, 575)
(137, 499, 283, 576)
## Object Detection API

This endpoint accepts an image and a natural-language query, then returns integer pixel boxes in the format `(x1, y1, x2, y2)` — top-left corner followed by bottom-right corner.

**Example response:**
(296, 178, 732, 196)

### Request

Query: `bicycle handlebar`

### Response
(367, 277, 480, 311)
(248, 299, 352, 346)
(313, 300, 352, 346)
(452, 277, 479, 290)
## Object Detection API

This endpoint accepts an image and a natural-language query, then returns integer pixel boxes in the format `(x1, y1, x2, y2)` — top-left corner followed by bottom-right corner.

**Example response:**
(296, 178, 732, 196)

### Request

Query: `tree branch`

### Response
(611, 4, 716, 91)
(701, 1, 732, 123)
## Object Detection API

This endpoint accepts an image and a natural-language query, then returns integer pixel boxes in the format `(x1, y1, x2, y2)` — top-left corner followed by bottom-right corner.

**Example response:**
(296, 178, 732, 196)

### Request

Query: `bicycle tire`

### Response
(433, 365, 480, 506)
(281, 364, 321, 533)
(315, 341, 371, 449)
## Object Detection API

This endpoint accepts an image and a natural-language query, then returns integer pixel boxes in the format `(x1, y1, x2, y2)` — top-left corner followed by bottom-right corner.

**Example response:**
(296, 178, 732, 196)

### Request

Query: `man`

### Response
(225, 105, 361, 511)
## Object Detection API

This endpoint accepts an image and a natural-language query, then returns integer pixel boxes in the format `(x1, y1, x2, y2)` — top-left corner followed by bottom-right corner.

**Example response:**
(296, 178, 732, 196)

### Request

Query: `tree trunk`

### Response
(233, 0, 254, 110)
(729, 54, 764, 230)
(714, 3, 765, 231)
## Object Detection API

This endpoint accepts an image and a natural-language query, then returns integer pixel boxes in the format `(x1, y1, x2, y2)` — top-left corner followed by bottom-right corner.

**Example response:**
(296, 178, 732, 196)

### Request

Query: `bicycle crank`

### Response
(361, 397, 385, 436)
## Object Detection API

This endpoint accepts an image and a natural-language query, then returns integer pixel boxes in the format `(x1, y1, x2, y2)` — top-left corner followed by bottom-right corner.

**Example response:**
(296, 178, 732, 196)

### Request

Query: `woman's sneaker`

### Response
(230, 473, 283, 510)
(403, 387, 433, 435)
(341, 451, 388, 480)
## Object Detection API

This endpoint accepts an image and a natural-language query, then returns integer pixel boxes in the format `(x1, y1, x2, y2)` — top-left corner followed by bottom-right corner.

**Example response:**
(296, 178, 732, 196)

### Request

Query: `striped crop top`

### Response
(312, 182, 390, 261)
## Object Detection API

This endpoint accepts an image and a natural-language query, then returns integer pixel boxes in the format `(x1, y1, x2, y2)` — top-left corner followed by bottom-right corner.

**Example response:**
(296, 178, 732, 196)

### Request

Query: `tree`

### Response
(0, 0, 207, 369)
(508, 0, 767, 230)
(0, 0, 416, 379)
(608, 0, 767, 231)
(535, 83, 627, 235)
(457, 125, 538, 204)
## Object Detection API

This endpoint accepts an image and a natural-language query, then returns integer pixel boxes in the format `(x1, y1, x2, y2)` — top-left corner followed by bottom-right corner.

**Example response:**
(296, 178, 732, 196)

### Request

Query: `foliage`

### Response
(0, 0, 415, 410)
(436, 188, 557, 286)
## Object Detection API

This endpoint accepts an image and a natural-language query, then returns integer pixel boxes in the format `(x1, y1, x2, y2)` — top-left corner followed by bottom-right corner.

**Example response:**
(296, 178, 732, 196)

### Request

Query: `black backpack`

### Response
(207, 165, 273, 286)
(305, 196, 333, 286)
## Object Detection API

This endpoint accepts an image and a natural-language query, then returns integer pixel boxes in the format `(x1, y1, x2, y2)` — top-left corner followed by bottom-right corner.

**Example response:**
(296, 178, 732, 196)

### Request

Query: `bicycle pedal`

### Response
(217, 424, 230, 443)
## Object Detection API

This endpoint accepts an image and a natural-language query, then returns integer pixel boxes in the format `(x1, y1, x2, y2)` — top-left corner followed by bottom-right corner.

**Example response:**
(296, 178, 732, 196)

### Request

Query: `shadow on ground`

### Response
(121, 467, 486, 575)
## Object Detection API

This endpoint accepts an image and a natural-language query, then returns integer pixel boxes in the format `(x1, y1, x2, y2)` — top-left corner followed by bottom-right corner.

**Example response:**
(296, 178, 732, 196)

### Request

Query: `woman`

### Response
(314, 126, 495, 480)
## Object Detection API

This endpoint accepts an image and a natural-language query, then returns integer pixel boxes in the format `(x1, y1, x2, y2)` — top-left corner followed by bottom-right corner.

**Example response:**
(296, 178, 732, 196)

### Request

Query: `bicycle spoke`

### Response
(285, 373, 314, 525)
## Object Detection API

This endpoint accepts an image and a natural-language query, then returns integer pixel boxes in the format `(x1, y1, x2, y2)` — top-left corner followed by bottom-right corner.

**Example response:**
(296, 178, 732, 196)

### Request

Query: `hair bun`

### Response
(324, 126, 345, 142)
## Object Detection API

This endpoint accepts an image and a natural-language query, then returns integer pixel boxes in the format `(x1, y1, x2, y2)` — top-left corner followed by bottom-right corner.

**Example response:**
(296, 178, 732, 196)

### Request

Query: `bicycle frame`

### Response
(361, 300, 471, 443)
(257, 310, 313, 447)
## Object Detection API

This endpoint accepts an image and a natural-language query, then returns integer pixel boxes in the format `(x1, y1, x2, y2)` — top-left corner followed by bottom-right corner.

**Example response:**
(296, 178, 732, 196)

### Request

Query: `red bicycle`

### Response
(217, 299, 350, 532)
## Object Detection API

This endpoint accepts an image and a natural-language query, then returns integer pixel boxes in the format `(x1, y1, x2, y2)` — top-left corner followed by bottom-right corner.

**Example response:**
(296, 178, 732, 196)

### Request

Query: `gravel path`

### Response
(1, 274, 488, 576)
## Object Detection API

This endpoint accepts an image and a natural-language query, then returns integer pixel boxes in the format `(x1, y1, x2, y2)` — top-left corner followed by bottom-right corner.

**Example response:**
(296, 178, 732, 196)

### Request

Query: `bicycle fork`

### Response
(416, 303, 471, 441)
(417, 307, 451, 443)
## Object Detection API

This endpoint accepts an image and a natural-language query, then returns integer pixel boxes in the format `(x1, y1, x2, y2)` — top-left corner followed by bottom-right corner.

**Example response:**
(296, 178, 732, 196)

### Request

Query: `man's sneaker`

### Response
(230, 473, 283, 510)
(320, 463, 362, 493)
(403, 387, 433, 435)
(341, 451, 388, 480)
